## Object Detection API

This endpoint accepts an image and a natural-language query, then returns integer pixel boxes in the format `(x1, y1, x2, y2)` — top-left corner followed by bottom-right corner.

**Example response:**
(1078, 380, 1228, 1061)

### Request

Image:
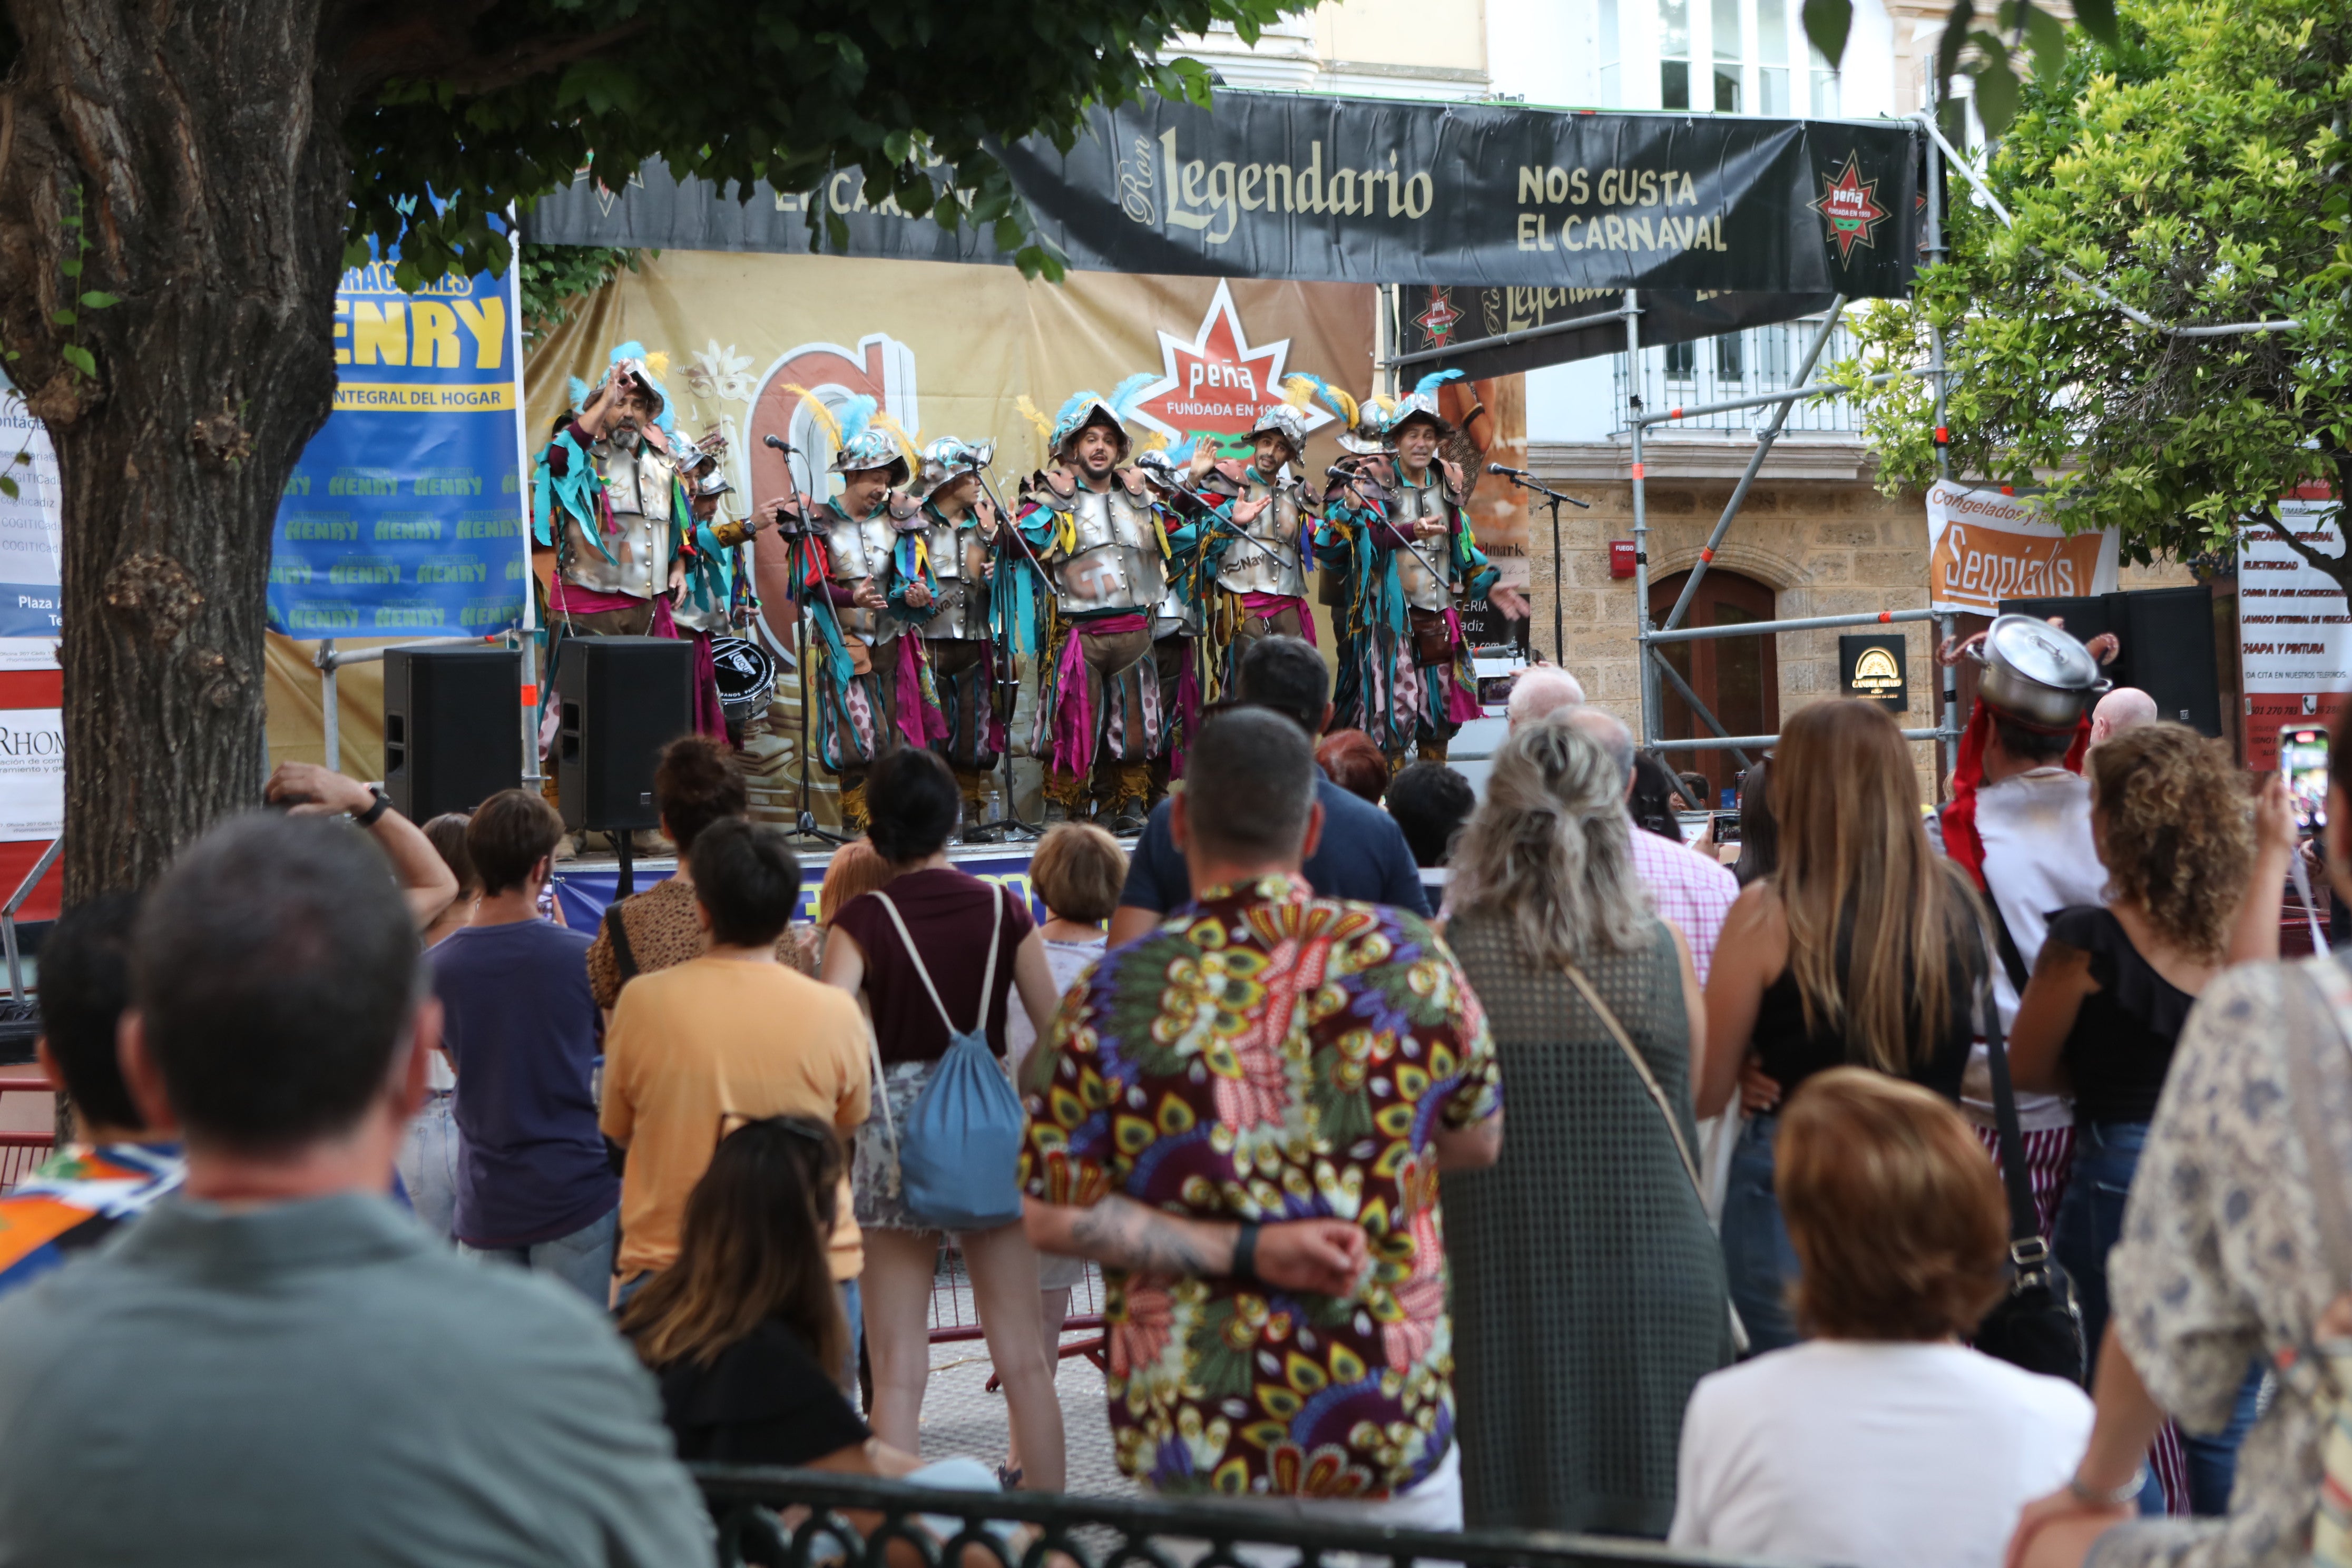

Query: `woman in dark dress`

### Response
(2009, 722, 2255, 1513)
(1444, 713, 1726, 1536)
(1700, 699, 1990, 1354)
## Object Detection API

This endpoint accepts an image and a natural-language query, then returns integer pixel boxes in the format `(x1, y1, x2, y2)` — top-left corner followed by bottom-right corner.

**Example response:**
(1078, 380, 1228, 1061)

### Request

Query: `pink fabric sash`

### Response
(1048, 613, 1150, 776)
(549, 577, 648, 618)
(688, 629, 727, 740)
(1438, 609, 1482, 724)
(894, 635, 950, 751)
(1240, 591, 1315, 646)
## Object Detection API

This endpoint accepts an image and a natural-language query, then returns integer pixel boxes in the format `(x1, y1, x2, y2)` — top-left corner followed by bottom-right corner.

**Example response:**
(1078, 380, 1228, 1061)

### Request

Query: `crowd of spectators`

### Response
(6, 623, 2352, 1568)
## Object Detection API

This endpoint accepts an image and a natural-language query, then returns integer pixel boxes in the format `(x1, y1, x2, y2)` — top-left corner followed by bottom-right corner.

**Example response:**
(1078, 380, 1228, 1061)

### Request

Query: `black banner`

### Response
(1391, 286, 1842, 376)
(525, 93, 1920, 298)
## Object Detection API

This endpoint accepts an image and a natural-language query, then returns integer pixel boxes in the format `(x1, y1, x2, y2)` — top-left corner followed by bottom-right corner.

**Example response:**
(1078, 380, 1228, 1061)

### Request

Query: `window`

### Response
(1810, 40, 1841, 116)
(1665, 339, 1697, 381)
(1714, 331, 1745, 380)
(1598, 0, 1622, 105)
(1711, 0, 1742, 111)
(1756, 0, 1790, 114)
(1660, 0, 1691, 109)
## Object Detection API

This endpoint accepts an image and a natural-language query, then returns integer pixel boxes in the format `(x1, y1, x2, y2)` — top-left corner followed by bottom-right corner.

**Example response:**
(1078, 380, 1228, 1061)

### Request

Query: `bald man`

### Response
(2089, 687, 2158, 748)
(1506, 665, 1586, 729)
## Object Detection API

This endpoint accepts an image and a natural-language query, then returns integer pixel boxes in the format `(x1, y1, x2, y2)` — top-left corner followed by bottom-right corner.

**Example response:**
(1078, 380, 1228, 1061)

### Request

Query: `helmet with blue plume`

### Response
(1046, 371, 1158, 458)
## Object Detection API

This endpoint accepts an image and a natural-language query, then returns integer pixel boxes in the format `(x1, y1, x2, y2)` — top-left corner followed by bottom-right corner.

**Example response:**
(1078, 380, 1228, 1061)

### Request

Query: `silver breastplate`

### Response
(596, 444, 675, 521)
(918, 514, 989, 641)
(1048, 487, 1165, 616)
(672, 536, 736, 635)
(561, 461, 674, 602)
(1390, 480, 1452, 614)
(1217, 479, 1308, 600)
(825, 505, 900, 644)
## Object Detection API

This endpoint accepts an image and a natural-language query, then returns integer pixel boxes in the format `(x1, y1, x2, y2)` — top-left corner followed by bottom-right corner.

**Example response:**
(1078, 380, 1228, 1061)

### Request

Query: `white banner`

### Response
(0, 707, 62, 839)
(1924, 482, 2121, 615)
(2237, 498, 2350, 694)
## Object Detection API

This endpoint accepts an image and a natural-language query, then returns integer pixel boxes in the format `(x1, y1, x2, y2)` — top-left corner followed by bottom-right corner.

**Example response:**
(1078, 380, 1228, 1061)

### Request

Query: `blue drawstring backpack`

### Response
(867, 885, 1026, 1231)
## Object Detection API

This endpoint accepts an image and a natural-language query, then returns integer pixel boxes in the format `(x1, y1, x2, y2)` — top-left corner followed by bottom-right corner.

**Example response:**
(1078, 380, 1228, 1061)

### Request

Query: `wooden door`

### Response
(1650, 569, 1780, 807)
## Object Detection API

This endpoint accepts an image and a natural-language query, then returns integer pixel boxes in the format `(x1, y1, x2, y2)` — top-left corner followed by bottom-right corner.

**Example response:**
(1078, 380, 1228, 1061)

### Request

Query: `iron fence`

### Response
(1611, 319, 1862, 434)
(691, 1465, 1766, 1568)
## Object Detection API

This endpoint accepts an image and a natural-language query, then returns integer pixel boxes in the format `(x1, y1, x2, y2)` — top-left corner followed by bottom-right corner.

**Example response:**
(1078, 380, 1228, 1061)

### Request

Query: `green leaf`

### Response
(60, 345, 94, 377)
(1969, 42, 2021, 134)
(2018, 2, 2066, 84)
(2071, 0, 2119, 45)
(58, 259, 80, 279)
(0, 477, 16, 501)
(77, 290, 120, 310)
(49, 310, 74, 327)
(1802, 0, 1852, 68)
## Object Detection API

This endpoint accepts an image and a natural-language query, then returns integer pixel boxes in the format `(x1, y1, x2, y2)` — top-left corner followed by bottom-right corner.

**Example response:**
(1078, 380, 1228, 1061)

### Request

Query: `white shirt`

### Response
(1670, 1341, 2092, 1568)
(1005, 933, 1105, 1075)
(1972, 767, 2104, 1131)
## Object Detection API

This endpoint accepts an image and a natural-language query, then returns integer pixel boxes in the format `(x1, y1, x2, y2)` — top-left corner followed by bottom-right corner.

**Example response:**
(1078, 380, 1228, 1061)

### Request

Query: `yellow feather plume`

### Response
(1132, 430, 1170, 456)
(777, 385, 842, 446)
(641, 350, 671, 379)
(1014, 395, 1056, 460)
(1280, 375, 1318, 411)
(871, 410, 922, 463)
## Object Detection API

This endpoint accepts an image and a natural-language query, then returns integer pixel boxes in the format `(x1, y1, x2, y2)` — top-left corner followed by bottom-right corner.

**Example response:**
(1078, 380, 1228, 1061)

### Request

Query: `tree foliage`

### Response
(519, 244, 648, 342)
(1840, 0, 2351, 580)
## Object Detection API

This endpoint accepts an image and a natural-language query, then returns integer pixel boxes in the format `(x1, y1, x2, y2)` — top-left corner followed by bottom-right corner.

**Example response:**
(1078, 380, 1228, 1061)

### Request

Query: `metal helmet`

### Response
(1375, 369, 1465, 443)
(912, 436, 994, 503)
(565, 340, 677, 438)
(1046, 373, 1158, 461)
(806, 392, 912, 485)
(1246, 402, 1311, 460)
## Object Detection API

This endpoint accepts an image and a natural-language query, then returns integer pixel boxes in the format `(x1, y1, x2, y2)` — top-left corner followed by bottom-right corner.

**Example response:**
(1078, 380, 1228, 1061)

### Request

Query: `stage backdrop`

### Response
(520, 249, 1387, 828)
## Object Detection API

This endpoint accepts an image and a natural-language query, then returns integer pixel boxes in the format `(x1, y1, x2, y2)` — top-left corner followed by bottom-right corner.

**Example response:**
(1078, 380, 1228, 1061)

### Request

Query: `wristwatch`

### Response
(352, 785, 392, 829)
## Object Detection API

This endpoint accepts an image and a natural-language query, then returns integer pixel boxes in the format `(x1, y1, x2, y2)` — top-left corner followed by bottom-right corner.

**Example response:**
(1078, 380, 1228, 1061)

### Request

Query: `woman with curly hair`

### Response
(2009, 720, 2257, 1514)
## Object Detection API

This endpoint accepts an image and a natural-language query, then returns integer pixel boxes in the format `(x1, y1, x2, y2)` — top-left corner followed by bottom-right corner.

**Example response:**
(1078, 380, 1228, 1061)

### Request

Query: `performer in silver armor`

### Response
(893, 436, 1005, 841)
(671, 432, 765, 741)
(1204, 383, 1322, 697)
(534, 342, 688, 636)
(1014, 377, 1197, 832)
(1317, 371, 1530, 765)
(771, 393, 928, 832)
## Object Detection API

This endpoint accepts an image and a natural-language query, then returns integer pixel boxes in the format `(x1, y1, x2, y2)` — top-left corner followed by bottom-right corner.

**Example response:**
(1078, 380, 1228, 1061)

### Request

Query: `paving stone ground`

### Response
(914, 1256, 1135, 1498)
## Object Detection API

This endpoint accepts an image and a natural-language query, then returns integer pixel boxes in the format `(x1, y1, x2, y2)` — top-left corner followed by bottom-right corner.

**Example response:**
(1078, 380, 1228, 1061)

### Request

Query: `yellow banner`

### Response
(332, 382, 517, 414)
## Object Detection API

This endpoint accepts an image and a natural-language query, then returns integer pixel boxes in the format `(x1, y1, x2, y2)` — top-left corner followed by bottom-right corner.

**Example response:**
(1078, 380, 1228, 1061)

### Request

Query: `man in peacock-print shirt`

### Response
(1019, 708, 1502, 1519)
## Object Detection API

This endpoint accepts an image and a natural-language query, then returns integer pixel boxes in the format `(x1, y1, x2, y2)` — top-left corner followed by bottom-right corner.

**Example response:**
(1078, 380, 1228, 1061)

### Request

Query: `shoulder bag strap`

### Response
(1560, 961, 1702, 1197)
(1562, 956, 1748, 1356)
(869, 891, 957, 1034)
(601, 903, 640, 983)
(1978, 961, 2045, 1252)
(1978, 872, 2033, 997)
(2287, 958, 2352, 1295)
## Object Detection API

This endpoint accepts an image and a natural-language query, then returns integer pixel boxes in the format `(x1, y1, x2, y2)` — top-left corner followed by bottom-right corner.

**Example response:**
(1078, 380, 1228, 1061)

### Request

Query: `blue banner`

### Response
(268, 254, 528, 639)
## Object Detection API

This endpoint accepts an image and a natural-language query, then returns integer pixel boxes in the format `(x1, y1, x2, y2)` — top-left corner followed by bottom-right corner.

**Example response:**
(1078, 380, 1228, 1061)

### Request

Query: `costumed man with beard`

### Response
(1317, 370, 1530, 765)
(669, 430, 765, 743)
(1201, 380, 1324, 698)
(767, 393, 937, 833)
(892, 436, 1008, 841)
(1014, 378, 1198, 834)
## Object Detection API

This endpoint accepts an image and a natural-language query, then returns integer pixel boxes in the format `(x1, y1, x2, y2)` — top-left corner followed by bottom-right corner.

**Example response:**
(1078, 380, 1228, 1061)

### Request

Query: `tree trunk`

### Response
(0, 2, 348, 898)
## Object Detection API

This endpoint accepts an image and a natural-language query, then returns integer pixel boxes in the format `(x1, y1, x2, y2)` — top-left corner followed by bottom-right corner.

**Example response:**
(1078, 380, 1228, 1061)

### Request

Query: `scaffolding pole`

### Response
(1624, 290, 1659, 746)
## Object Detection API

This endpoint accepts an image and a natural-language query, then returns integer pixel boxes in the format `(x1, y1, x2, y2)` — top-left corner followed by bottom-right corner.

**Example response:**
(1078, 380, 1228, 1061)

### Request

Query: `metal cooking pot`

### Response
(1968, 613, 2110, 732)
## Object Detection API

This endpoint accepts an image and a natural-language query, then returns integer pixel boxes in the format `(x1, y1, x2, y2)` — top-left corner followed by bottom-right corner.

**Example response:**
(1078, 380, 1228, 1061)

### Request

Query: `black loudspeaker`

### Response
(2000, 584, 2222, 737)
(555, 636, 694, 832)
(382, 647, 522, 823)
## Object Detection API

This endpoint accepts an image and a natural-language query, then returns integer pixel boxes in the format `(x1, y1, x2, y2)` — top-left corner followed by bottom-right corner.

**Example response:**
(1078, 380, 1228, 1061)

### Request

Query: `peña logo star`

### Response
(1413, 289, 1464, 347)
(1129, 280, 1332, 447)
(1812, 153, 1889, 263)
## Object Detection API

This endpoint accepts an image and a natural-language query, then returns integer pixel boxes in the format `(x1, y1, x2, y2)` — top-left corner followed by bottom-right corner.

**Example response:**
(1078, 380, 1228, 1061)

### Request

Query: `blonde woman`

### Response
(1701, 698, 1990, 1353)
(1443, 716, 1724, 1534)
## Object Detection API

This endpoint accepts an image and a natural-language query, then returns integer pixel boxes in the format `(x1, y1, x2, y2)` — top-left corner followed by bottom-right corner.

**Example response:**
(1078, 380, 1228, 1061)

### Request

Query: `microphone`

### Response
(762, 434, 790, 452)
(1488, 463, 1531, 478)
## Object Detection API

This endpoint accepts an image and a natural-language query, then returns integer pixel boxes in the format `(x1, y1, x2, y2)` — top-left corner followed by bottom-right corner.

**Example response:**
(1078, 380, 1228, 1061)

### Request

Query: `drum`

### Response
(710, 635, 777, 728)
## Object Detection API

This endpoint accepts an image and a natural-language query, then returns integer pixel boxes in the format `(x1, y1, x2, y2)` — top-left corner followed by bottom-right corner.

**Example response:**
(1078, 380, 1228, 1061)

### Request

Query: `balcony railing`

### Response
(691, 1464, 1774, 1568)
(1612, 317, 1862, 434)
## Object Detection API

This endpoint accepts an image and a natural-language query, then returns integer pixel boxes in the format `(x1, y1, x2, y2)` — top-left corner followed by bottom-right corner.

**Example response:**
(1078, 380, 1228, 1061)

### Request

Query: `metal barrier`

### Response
(928, 1242, 1108, 1376)
(691, 1464, 1752, 1568)
(0, 1070, 54, 1191)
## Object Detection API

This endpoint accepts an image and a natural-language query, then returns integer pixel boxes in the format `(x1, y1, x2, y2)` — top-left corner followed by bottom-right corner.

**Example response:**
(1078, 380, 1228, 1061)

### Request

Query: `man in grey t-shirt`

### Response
(0, 813, 711, 1567)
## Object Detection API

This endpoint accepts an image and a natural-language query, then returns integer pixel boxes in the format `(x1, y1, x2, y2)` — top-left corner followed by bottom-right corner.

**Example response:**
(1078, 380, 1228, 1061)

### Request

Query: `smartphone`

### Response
(2282, 723, 2330, 834)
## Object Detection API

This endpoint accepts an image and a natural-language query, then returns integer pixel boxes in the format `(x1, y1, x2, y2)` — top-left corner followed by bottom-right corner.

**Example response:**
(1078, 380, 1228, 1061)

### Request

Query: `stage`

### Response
(547, 838, 1079, 929)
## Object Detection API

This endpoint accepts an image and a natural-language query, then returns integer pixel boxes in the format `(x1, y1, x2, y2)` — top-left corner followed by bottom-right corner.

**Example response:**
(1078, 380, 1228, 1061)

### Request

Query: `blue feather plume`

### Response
(1412, 369, 1466, 397)
(1053, 390, 1097, 432)
(835, 394, 877, 446)
(1105, 373, 1158, 421)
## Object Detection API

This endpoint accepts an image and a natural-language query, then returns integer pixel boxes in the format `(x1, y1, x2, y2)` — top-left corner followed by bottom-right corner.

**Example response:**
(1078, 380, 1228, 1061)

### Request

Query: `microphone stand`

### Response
(1494, 467, 1591, 667)
(767, 436, 850, 847)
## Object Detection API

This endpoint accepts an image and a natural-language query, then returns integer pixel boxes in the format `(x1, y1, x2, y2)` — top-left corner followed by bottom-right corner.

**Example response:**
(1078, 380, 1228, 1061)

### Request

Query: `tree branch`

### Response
(434, 18, 658, 96)
(2257, 507, 2352, 591)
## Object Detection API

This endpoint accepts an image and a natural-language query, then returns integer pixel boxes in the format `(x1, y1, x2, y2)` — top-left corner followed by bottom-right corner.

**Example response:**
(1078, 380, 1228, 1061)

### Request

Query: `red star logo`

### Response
(1413, 290, 1464, 346)
(1129, 281, 1331, 450)
(1812, 154, 1889, 263)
